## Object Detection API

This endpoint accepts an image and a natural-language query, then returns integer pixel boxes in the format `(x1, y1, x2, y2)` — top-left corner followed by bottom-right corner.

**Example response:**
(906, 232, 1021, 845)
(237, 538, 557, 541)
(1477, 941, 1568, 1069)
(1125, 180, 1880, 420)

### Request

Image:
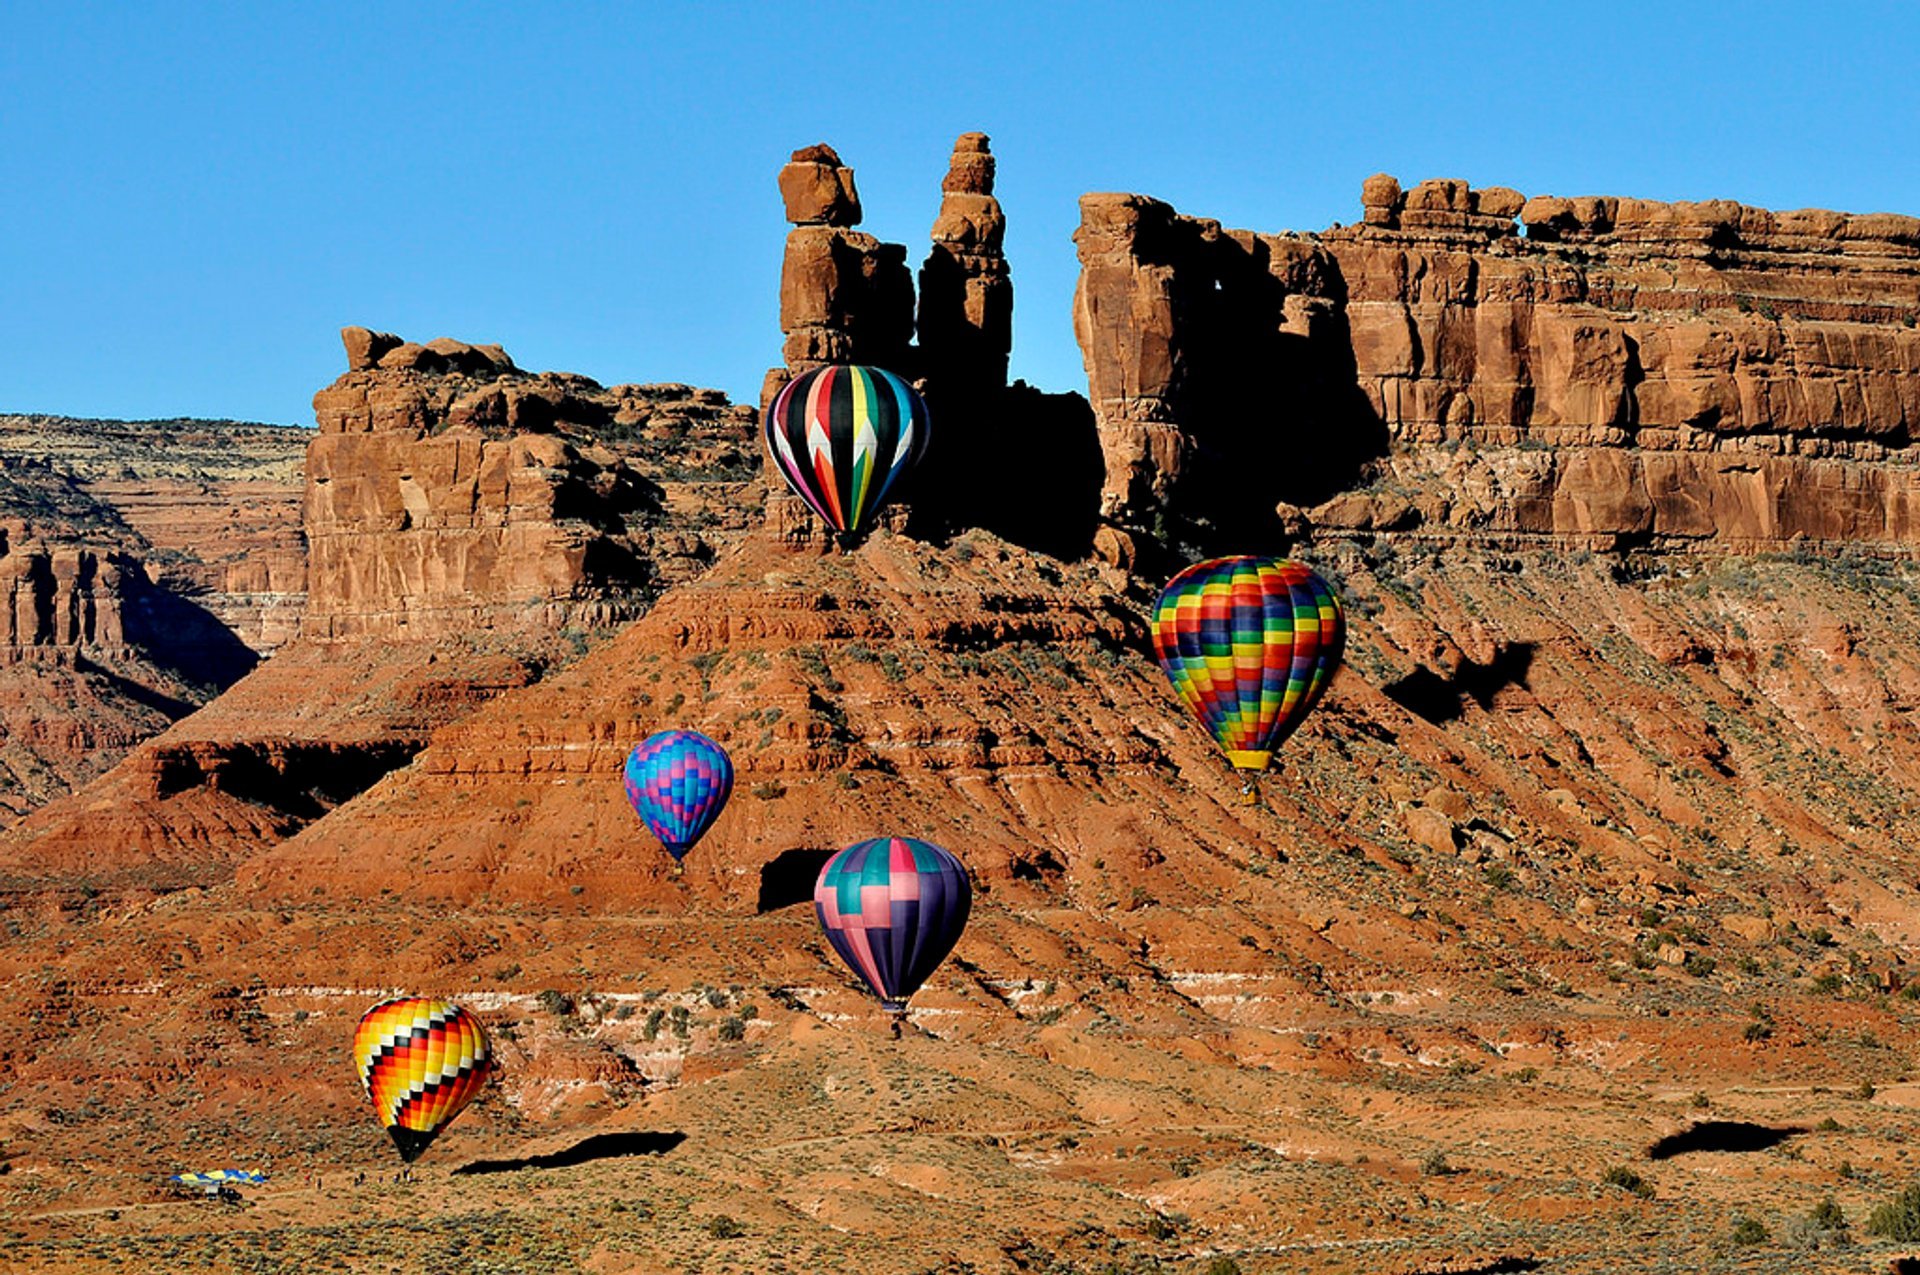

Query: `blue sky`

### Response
(3, 2, 1916, 424)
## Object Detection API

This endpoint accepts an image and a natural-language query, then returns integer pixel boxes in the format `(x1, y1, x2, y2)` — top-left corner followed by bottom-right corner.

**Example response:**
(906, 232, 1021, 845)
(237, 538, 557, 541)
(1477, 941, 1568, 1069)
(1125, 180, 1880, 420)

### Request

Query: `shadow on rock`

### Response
(1383, 643, 1536, 725)
(758, 847, 837, 913)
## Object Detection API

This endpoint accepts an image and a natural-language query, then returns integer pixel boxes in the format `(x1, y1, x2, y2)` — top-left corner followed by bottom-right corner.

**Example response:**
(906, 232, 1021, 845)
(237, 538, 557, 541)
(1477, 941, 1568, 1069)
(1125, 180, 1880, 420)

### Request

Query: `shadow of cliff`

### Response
(1169, 234, 1390, 557)
(908, 383, 1103, 559)
(73, 655, 201, 720)
(452, 1130, 687, 1176)
(1384, 644, 1536, 724)
(121, 573, 259, 690)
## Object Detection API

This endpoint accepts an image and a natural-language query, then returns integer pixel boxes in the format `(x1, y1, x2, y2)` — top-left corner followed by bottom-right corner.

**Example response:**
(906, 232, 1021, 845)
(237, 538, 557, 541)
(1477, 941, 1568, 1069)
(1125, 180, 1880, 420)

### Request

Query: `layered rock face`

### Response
(305, 329, 758, 639)
(0, 538, 125, 660)
(0, 414, 308, 652)
(1075, 178, 1920, 559)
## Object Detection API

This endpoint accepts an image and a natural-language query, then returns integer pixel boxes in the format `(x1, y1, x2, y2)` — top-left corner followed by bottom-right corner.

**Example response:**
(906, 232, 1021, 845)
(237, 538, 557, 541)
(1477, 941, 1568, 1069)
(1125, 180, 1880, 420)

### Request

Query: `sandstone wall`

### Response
(302, 330, 758, 640)
(1074, 177, 1920, 559)
(0, 538, 125, 663)
(0, 415, 310, 653)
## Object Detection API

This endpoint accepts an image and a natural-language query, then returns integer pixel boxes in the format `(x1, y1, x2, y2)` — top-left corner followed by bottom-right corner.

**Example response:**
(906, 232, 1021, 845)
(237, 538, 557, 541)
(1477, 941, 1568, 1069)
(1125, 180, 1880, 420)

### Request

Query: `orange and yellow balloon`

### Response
(352, 996, 492, 1163)
(1151, 556, 1344, 784)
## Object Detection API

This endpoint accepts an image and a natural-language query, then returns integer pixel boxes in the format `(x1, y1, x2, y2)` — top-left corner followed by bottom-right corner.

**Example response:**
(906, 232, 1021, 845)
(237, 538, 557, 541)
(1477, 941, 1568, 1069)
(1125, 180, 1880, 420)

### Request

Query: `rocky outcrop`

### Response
(304, 329, 758, 639)
(767, 137, 1095, 554)
(918, 132, 1012, 397)
(771, 146, 914, 378)
(1074, 177, 1920, 560)
(0, 540, 125, 660)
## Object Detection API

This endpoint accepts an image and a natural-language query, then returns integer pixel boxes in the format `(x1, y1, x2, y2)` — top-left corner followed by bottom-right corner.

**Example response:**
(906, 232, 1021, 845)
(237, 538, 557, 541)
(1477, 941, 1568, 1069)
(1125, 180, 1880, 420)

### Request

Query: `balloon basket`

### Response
(1237, 774, 1260, 807)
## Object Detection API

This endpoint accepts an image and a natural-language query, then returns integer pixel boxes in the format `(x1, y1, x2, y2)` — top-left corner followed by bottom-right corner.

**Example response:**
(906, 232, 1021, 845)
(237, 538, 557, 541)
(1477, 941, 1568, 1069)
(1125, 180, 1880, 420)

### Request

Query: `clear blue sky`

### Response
(4, 2, 1916, 425)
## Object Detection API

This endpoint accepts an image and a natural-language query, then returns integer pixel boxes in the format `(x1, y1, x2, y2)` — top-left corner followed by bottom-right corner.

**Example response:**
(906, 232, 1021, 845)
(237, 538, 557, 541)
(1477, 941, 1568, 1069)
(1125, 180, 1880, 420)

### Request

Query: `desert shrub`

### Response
(751, 781, 786, 801)
(717, 1016, 745, 1042)
(1728, 1216, 1768, 1246)
(1203, 1260, 1242, 1275)
(536, 990, 573, 1017)
(705, 1215, 744, 1239)
(1867, 1181, 1920, 1240)
(1603, 1165, 1654, 1198)
(1420, 1150, 1453, 1177)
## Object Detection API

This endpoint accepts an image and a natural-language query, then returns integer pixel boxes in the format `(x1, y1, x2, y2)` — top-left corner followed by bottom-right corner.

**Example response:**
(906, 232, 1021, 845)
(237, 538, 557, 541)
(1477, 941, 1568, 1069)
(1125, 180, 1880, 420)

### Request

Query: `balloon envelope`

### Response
(1151, 556, 1345, 772)
(765, 364, 928, 537)
(623, 730, 734, 863)
(352, 997, 491, 1163)
(814, 836, 971, 1012)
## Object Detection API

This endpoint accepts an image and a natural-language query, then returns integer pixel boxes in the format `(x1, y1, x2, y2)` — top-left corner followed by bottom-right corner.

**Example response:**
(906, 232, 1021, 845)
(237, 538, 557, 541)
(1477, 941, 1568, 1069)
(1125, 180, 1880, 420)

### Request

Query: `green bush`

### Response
(1809, 1197, 1846, 1231)
(1728, 1216, 1768, 1246)
(1603, 1165, 1654, 1199)
(1867, 1181, 1920, 1240)
(705, 1215, 745, 1240)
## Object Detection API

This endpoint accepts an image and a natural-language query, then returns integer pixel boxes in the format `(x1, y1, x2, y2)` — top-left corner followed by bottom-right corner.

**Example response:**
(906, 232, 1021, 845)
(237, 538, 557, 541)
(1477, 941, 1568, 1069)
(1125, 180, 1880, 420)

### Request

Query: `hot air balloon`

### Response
(814, 836, 971, 1034)
(1151, 555, 1345, 803)
(623, 730, 733, 870)
(352, 997, 492, 1163)
(764, 364, 929, 544)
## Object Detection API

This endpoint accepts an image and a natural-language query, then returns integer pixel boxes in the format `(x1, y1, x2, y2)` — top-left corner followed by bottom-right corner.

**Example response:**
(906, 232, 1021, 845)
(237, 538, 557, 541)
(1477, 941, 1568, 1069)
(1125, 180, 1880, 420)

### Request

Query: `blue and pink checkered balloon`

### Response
(622, 730, 734, 863)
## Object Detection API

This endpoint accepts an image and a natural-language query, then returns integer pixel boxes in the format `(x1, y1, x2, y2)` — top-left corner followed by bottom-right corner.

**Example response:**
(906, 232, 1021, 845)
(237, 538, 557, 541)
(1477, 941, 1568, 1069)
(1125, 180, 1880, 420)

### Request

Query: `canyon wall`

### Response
(0, 415, 308, 653)
(1074, 177, 1920, 563)
(303, 330, 759, 639)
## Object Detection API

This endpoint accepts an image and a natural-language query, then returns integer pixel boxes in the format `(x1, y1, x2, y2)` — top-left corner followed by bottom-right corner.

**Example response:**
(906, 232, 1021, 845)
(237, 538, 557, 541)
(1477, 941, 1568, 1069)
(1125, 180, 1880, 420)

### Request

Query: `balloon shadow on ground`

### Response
(757, 847, 836, 913)
(1646, 1121, 1804, 1161)
(452, 1131, 687, 1176)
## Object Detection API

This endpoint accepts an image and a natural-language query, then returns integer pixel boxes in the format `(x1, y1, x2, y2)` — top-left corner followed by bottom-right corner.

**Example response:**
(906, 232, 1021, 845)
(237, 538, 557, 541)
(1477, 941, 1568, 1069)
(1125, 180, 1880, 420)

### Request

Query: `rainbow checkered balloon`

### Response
(1151, 556, 1344, 772)
(814, 836, 971, 1013)
(623, 730, 734, 863)
(352, 997, 491, 1163)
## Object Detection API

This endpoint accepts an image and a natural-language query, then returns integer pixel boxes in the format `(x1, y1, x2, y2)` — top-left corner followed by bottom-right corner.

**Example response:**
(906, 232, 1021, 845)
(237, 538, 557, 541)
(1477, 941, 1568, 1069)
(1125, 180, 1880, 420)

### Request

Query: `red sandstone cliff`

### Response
(0, 334, 761, 885)
(1074, 177, 1920, 563)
